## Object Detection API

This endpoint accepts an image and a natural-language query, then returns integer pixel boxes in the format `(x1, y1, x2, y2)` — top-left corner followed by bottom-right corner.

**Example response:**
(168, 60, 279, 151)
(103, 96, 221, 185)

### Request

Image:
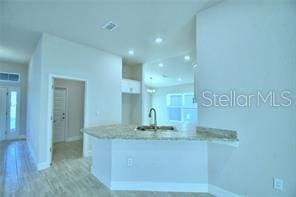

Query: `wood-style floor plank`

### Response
(0, 140, 214, 197)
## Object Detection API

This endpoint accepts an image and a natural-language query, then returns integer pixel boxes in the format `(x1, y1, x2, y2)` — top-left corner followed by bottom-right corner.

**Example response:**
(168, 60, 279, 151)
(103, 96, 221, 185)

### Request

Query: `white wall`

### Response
(0, 61, 28, 137)
(27, 38, 43, 163)
(196, 0, 296, 196)
(27, 33, 122, 168)
(92, 139, 112, 187)
(111, 140, 207, 184)
(54, 78, 85, 141)
(92, 138, 208, 192)
(142, 85, 152, 125)
(122, 93, 141, 125)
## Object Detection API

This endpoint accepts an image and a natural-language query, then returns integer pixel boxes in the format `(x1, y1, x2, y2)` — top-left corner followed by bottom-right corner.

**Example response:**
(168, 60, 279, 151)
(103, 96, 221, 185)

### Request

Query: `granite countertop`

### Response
(81, 124, 238, 142)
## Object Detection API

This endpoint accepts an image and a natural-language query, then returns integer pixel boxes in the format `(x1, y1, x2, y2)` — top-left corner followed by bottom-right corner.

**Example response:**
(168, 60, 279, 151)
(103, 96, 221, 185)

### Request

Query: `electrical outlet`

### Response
(273, 178, 284, 191)
(127, 158, 133, 167)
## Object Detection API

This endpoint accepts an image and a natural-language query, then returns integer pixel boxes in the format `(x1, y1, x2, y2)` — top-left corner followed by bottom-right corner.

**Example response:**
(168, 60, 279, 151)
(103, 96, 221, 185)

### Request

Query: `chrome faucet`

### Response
(148, 108, 157, 130)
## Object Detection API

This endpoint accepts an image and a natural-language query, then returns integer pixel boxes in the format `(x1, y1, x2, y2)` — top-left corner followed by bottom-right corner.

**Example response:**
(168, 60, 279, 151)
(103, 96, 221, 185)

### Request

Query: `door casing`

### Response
(48, 74, 88, 166)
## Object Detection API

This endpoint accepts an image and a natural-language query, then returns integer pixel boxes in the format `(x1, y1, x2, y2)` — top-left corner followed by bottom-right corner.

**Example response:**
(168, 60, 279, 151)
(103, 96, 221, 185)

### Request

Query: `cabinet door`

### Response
(121, 79, 130, 93)
(121, 79, 141, 94)
(130, 80, 140, 94)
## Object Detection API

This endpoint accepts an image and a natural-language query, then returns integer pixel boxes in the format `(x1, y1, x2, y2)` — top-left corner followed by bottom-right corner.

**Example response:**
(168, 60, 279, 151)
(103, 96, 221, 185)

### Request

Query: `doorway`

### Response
(0, 87, 20, 141)
(51, 78, 85, 164)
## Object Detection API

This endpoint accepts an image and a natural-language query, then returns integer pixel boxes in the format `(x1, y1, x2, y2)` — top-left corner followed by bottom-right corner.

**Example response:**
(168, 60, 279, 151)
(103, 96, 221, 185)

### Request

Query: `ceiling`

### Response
(144, 51, 196, 88)
(0, 0, 221, 65)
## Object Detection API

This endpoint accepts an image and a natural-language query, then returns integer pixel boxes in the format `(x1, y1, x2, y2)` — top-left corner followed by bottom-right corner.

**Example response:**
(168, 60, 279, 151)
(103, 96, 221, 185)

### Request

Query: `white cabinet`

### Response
(121, 79, 141, 94)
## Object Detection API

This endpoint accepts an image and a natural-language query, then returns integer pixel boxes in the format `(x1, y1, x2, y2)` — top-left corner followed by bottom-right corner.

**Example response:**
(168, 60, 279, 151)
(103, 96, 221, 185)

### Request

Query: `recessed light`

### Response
(155, 37, 163, 44)
(177, 78, 182, 81)
(158, 63, 164, 67)
(184, 55, 190, 61)
(128, 49, 134, 55)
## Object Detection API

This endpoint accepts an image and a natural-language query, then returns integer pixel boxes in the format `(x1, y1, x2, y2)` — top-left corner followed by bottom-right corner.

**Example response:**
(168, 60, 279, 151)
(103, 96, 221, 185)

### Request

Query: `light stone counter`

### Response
(83, 124, 238, 192)
(81, 124, 238, 142)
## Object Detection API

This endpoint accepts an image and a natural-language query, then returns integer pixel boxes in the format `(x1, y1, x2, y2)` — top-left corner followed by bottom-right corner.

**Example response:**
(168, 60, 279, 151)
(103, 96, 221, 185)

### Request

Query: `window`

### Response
(9, 74, 20, 82)
(0, 72, 20, 82)
(0, 73, 9, 80)
(9, 91, 18, 131)
(168, 108, 182, 121)
(167, 93, 197, 122)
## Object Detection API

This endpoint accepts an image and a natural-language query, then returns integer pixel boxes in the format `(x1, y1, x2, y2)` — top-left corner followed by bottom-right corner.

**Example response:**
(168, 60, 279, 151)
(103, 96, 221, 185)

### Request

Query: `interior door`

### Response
(0, 87, 7, 141)
(53, 88, 67, 143)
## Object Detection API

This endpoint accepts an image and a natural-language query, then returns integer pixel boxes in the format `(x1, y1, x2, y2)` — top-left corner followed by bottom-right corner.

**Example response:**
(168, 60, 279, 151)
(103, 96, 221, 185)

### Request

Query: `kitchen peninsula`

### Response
(81, 124, 238, 192)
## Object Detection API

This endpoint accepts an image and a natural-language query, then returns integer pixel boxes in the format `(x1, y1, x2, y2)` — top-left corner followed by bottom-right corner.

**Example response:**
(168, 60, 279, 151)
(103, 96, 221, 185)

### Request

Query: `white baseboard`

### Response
(110, 181, 208, 192)
(91, 167, 111, 188)
(0, 134, 26, 142)
(66, 135, 82, 142)
(91, 170, 241, 196)
(26, 140, 50, 171)
(209, 184, 241, 197)
(83, 150, 92, 157)
(91, 164, 207, 193)
(26, 140, 37, 165)
(90, 166, 241, 195)
(37, 162, 51, 171)
(110, 183, 241, 196)
(86, 150, 92, 157)
(17, 134, 26, 140)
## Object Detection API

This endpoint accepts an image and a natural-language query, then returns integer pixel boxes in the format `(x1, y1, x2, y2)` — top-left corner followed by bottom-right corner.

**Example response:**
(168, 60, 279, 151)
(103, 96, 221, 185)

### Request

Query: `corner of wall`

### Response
(209, 184, 242, 197)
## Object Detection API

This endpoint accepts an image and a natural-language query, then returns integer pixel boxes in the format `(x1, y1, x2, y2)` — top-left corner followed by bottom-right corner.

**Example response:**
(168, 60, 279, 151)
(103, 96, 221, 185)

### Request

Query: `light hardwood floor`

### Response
(0, 140, 214, 197)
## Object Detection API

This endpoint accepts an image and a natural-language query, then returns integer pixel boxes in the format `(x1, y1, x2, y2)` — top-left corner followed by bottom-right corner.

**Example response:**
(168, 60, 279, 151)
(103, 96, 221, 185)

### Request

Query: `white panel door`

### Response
(0, 87, 21, 141)
(53, 88, 67, 143)
(0, 87, 7, 141)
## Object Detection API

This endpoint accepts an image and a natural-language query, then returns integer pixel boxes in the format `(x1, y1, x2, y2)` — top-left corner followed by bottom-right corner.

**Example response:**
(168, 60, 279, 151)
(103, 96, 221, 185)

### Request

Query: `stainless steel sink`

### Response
(136, 125, 175, 131)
